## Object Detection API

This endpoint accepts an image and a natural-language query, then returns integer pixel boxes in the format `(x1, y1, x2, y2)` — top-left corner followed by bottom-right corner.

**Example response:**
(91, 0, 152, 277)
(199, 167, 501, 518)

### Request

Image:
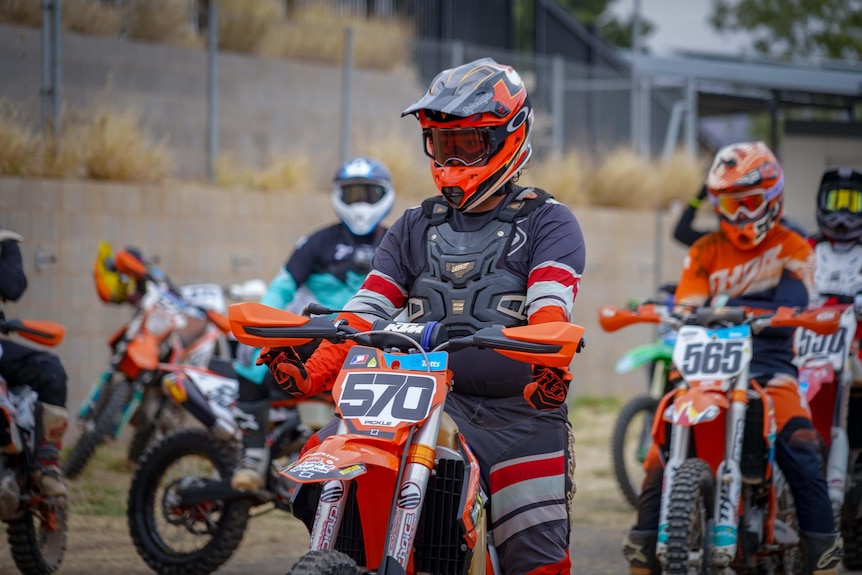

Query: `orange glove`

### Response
(523, 365, 572, 411)
(257, 347, 313, 397)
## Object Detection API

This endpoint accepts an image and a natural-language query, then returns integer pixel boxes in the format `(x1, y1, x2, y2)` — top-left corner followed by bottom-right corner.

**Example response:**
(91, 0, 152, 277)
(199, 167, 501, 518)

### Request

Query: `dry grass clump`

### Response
(583, 148, 706, 209)
(520, 150, 591, 206)
(354, 132, 429, 200)
(85, 105, 171, 182)
(258, 4, 412, 71)
(0, 102, 42, 176)
(0, 0, 41, 28)
(0, 99, 170, 182)
(124, 0, 200, 48)
(63, 0, 121, 37)
(216, 152, 313, 192)
(215, 0, 283, 54)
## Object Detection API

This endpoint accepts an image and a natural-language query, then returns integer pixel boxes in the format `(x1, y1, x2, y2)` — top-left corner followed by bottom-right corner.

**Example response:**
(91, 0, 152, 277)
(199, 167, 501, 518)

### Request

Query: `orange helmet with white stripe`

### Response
(706, 141, 784, 250)
(401, 58, 533, 212)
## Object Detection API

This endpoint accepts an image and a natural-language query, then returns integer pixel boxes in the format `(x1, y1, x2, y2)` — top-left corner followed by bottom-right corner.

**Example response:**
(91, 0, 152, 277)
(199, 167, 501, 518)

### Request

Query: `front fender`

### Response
(664, 386, 728, 426)
(615, 342, 674, 374)
(281, 434, 400, 484)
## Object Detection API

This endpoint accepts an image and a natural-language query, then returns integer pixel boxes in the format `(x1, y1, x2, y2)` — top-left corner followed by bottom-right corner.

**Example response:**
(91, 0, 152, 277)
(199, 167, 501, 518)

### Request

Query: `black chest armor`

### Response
(407, 189, 551, 337)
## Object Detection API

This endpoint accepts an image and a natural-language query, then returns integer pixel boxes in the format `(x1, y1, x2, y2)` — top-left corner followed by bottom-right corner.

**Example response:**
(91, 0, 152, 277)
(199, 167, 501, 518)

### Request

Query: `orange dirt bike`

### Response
(793, 302, 862, 570)
(228, 302, 585, 575)
(125, 348, 334, 575)
(0, 305, 67, 575)
(600, 301, 840, 574)
(62, 246, 235, 479)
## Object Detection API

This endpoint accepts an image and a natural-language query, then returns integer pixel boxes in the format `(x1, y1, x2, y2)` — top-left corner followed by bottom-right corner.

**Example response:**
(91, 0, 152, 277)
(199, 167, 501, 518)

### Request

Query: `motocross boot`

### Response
(32, 402, 69, 497)
(800, 531, 843, 574)
(622, 529, 660, 575)
(230, 399, 270, 491)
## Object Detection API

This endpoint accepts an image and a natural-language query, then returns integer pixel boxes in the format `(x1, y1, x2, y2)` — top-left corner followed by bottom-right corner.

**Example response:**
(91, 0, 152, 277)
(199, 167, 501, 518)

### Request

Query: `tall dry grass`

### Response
(215, 0, 283, 54)
(216, 152, 313, 192)
(257, 4, 413, 71)
(0, 99, 170, 183)
(0, 0, 41, 28)
(124, 0, 200, 48)
(64, 0, 121, 37)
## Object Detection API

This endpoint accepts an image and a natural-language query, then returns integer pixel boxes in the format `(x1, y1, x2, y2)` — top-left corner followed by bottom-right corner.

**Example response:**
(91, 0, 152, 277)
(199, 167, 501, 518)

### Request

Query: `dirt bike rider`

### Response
(230, 156, 396, 491)
(809, 167, 862, 316)
(257, 57, 586, 575)
(0, 227, 69, 497)
(623, 142, 843, 575)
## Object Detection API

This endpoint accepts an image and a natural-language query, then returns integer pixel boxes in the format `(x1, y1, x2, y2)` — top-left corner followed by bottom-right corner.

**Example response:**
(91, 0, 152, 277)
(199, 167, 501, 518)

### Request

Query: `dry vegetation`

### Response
(0, 99, 170, 182)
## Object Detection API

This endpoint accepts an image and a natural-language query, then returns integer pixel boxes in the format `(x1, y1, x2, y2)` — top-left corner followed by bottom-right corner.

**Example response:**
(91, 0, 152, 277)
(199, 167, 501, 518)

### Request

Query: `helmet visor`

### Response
(820, 187, 862, 214)
(710, 187, 779, 222)
(423, 127, 492, 166)
(339, 183, 387, 205)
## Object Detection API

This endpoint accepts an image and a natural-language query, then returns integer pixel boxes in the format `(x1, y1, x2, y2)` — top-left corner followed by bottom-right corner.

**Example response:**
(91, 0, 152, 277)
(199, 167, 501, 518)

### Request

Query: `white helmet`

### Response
(332, 156, 395, 236)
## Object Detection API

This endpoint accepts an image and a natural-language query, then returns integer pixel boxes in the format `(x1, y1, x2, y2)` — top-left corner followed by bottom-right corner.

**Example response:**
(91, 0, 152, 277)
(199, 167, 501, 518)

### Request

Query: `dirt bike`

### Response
(0, 306, 68, 575)
(793, 302, 862, 570)
(126, 337, 335, 575)
(62, 246, 235, 479)
(225, 301, 585, 575)
(607, 284, 677, 508)
(599, 301, 840, 574)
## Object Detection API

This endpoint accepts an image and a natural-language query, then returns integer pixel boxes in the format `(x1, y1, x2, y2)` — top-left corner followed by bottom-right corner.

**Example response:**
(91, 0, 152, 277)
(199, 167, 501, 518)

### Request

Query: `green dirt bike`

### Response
(606, 285, 677, 508)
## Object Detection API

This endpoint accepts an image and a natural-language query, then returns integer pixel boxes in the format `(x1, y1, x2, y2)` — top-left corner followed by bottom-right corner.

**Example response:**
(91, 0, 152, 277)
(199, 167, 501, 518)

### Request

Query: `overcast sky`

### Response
(609, 0, 752, 56)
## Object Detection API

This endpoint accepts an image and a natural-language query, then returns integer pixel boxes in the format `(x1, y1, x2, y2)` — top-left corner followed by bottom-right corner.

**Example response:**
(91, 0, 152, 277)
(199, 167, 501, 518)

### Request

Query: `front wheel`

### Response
(286, 550, 361, 575)
(611, 394, 659, 508)
(664, 458, 715, 575)
(127, 428, 251, 575)
(6, 501, 68, 575)
(62, 378, 134, 479)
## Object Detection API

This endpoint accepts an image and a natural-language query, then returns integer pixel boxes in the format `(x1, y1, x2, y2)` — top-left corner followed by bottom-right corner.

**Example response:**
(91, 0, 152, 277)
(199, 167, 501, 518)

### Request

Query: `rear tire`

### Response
(286, 550, 361, 575)
(127, 428, 250, 575)
(6, 502, 68, 575)
(664, 458, 714, 575)
(611, 394, 659, 508)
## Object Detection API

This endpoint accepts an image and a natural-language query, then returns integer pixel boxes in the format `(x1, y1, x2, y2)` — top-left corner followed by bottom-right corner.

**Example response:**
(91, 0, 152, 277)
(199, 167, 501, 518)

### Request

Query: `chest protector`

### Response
(407, 189, 551, 336)
(812, 238, 862, 304)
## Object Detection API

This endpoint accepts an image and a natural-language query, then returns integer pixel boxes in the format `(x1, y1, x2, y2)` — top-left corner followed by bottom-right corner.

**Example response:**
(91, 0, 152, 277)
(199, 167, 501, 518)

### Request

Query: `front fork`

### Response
(826, 365, 853, 521)
(307, 409, 443, 574)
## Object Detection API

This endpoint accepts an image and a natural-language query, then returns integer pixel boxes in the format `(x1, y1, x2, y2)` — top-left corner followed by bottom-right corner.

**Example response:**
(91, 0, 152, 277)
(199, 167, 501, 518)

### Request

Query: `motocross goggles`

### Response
(710, 184, 781, 223)
(338, 183, 388, 205)
(422, 127, 495, 166)
(820, 187, 862, 213)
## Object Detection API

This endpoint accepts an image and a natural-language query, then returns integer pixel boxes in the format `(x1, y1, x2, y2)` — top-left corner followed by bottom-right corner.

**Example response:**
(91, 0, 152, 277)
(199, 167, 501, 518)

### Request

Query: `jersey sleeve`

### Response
(526, 201, 585, 324)
(674, 236, 713, 309)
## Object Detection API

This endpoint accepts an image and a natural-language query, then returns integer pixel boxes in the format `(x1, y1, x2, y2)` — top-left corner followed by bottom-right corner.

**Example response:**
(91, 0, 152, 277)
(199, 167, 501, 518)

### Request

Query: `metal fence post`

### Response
(340, 26, 354, 164)
(52, 0, 61, 137)
(684, 77, 698, 158)
(551, 54, 564, 157)
(207, 2, 218, 183)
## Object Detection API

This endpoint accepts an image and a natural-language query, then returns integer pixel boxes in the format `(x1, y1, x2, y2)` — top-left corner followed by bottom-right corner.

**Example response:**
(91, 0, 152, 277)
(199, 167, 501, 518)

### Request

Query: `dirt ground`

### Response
(0, 406, 638, 575)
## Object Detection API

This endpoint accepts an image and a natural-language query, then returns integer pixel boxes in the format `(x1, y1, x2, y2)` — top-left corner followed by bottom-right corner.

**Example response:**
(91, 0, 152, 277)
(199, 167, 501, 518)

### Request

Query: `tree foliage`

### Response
(710, 0, 862, 60)
(514, 0, 655, 52)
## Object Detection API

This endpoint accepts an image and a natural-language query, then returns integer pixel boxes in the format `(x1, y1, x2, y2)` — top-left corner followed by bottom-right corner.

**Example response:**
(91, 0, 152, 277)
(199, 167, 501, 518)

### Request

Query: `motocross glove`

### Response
(257, 346, 311, 397)
(523, 365, 572, 411)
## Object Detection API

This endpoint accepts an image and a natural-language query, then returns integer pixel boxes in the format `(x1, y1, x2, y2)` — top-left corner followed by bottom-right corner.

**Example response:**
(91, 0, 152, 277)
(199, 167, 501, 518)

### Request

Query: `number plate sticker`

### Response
(383, 351, 448, 372)
(185, 370, 238, 408)
(673, 325, 751, 380)
(337, 371, 436, 427)
(793, 306, 856, 372)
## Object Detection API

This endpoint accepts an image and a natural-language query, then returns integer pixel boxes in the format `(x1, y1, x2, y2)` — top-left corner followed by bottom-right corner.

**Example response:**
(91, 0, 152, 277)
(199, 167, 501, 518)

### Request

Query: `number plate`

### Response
(793, 306, 856, 372)
(673, 325, 751, 381)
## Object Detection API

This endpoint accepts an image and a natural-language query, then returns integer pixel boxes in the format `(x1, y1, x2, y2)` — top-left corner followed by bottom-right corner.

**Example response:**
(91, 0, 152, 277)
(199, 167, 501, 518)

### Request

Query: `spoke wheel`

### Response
(611, 394, 658, 508)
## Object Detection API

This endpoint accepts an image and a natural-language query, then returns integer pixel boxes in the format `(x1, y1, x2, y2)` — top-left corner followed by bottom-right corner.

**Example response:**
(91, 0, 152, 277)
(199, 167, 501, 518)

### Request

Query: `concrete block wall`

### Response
(1, 176, 689, 415)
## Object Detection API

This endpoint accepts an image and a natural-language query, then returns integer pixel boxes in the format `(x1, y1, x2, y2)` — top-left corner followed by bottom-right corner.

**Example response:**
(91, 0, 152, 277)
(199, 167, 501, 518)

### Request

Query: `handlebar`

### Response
(598, 304, 842, 336)
(228, 302, 584, 369)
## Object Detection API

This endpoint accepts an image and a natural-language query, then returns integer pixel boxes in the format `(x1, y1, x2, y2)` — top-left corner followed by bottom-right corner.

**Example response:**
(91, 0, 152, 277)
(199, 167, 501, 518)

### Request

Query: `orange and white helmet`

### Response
(401, 57, 533, 212)
(706, 141, 784, 250)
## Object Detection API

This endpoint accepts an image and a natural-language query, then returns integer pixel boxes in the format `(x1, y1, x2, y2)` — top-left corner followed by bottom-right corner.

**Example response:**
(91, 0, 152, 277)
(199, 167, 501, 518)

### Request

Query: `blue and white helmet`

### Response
(332, 156, 395, 236)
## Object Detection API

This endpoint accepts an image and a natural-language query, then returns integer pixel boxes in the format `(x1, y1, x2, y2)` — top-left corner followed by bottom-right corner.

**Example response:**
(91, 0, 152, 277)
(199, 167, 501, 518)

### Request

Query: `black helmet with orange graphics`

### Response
(401, 57, 533, 212)
(706, 141, 784, 250)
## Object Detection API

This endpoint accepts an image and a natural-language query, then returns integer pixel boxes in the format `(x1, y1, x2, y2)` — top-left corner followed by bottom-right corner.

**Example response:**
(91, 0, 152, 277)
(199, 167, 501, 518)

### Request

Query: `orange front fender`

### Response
(281, 434, 402, 484)
(666, 386, 728, 427)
